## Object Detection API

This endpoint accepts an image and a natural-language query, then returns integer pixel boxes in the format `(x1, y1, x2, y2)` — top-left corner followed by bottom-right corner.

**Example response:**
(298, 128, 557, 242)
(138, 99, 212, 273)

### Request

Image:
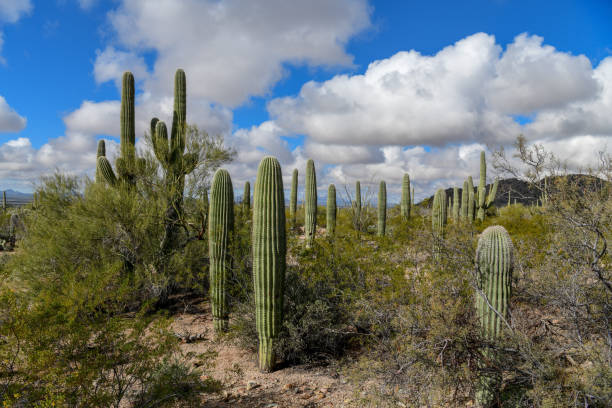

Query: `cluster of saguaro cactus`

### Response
(243, 181, 250, 211)
(475, 225, 514, 406)
(96, 72, 145, 187)
(401, 174, 411, 220)
(304, 159, 317, 247)
(253, 156, 286, 372)
(476, 152, 499, 222)
(290, 169, 298, 228)
(326, 184, 336, 237)
(378, 181, 387, 236)
(209, 169, 234, 333)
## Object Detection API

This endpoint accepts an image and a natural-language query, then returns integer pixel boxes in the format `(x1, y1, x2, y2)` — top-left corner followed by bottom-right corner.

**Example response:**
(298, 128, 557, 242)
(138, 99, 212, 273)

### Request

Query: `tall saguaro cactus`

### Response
(209, 169, 234, 333)
(243, 181, 251, 211)
(461, 180, 469, 219)
(95, 140, 106, 183)
(432, 189, 447, 257)
(468, 176, 475, 222)
(290, 169, 298, 228)
(253, 156, 286, 372)
(96, 71, 144, 187)
(476, 151, 499, 222)
(401, 174, 411, 220)
(354, 181, 362, 231)
(475, 225, 514, 406)
(2, 191, 6, 210)
(304, 159, 317, 247)
(326, 184, 337, 237)
(150, 70, 198, 255)
(378, 181, 387, 237)
(452, 187, 460, 220)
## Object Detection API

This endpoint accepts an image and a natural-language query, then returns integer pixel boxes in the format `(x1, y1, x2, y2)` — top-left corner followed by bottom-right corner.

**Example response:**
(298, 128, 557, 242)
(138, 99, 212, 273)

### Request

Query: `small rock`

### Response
(264, 404, 278, 408)
(396, 402, 406, 407)
(246, 380, 260, 391)
(300, 391, 314, 399)
(320, 387, 329, 393)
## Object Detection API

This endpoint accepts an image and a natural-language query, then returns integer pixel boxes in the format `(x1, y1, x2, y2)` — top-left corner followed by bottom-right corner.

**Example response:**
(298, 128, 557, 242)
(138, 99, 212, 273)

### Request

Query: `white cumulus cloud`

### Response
(0, 95, 26, 132)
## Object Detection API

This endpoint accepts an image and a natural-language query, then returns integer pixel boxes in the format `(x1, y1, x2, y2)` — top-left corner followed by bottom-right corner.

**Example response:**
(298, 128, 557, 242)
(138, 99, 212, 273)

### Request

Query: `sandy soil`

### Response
(170, 300, 364, 408)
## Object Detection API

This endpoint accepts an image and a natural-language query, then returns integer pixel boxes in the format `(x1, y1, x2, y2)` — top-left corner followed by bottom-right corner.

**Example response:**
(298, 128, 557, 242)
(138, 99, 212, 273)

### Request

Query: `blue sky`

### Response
(0, 0, 611, 198)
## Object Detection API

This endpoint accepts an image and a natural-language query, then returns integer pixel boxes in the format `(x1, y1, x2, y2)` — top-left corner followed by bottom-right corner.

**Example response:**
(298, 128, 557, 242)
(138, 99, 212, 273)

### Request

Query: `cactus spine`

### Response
(253, 156, 286, 372)
(209, 169, 234, 333)
(452, 187, 460, 220)
(290, 169, 298, 227)
(475, 225, 514, 405)
(378, 181, 387, 237)
(476, 151, 498, 221)
(432, 189, 447, 257)
(401, 174, 410, 219)
(243, 181, 251, 211)
(304, 159, 317, 247)
(326, 184, 337, 237)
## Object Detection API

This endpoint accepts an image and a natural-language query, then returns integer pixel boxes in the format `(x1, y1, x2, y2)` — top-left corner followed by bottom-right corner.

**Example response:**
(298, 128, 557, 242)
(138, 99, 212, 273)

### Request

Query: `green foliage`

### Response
(252, 156, 286, 371)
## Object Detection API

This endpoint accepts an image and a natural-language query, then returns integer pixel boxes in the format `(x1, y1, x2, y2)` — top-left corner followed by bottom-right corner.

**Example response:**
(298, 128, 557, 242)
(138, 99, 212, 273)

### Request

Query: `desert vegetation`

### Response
(0, 70, 610, 408)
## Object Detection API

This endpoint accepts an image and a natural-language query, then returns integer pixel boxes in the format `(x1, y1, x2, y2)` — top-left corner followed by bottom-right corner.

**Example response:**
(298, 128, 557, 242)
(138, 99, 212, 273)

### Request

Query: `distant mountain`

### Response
(2, 189, 33, 206)
(420, 174, 609, 208)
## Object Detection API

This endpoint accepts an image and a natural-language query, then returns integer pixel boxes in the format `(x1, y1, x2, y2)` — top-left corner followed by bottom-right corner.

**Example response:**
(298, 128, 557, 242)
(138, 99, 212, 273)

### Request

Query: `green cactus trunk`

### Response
(378, 181, 387, 237)
(326, 184, 336, 237)
(475, 225, 514, 406)
(354, 181, 362, 231)
(95, 140, 106, 183)
(2, 191, 6, 210)
(96, 71, 140, 187)
(461, 180, 469, 219)
(243, 181, 251, 211)
(304, 159, 317, 247)
(202, 189, 209, 234)
(401, 174, 410, 219)
(477, 152, 486, 221)
(209, 169, 234, 333)
(432, 189, 447, 257)
(253, 156, 286, 372)
(452, 187, 460, 220)
(447, 200, 452, 220)
(290, 169, 297, 228)
(468, 176, 475, 222)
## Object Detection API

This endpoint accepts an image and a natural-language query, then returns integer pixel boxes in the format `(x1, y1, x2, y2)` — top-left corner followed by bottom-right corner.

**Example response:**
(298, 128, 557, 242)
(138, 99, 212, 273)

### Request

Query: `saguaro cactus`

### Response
(243, 181, 251, 211)
(468, 176, 475, 222)
(304, 159, 317, 247)
(401, 174, 411, 219)
(432, 188, 447, 257)
(326, 184, 337, 237)
(452, 187, 460, 220)
(2, 191, 6, 210)
(461, 180, 469, 219)
(476, 151, 499, 222)
(290, 169, 298, 227)
(354, 181, 362, 231)
(150, 70, 198, 255)
(378, 181, 387, 237)
(253, 156, 286, 372)
(209, 169, 234, 333)
(96, 72, 145, 187)
(95, 140, 106, 183)
(475, 225, 514, 406)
